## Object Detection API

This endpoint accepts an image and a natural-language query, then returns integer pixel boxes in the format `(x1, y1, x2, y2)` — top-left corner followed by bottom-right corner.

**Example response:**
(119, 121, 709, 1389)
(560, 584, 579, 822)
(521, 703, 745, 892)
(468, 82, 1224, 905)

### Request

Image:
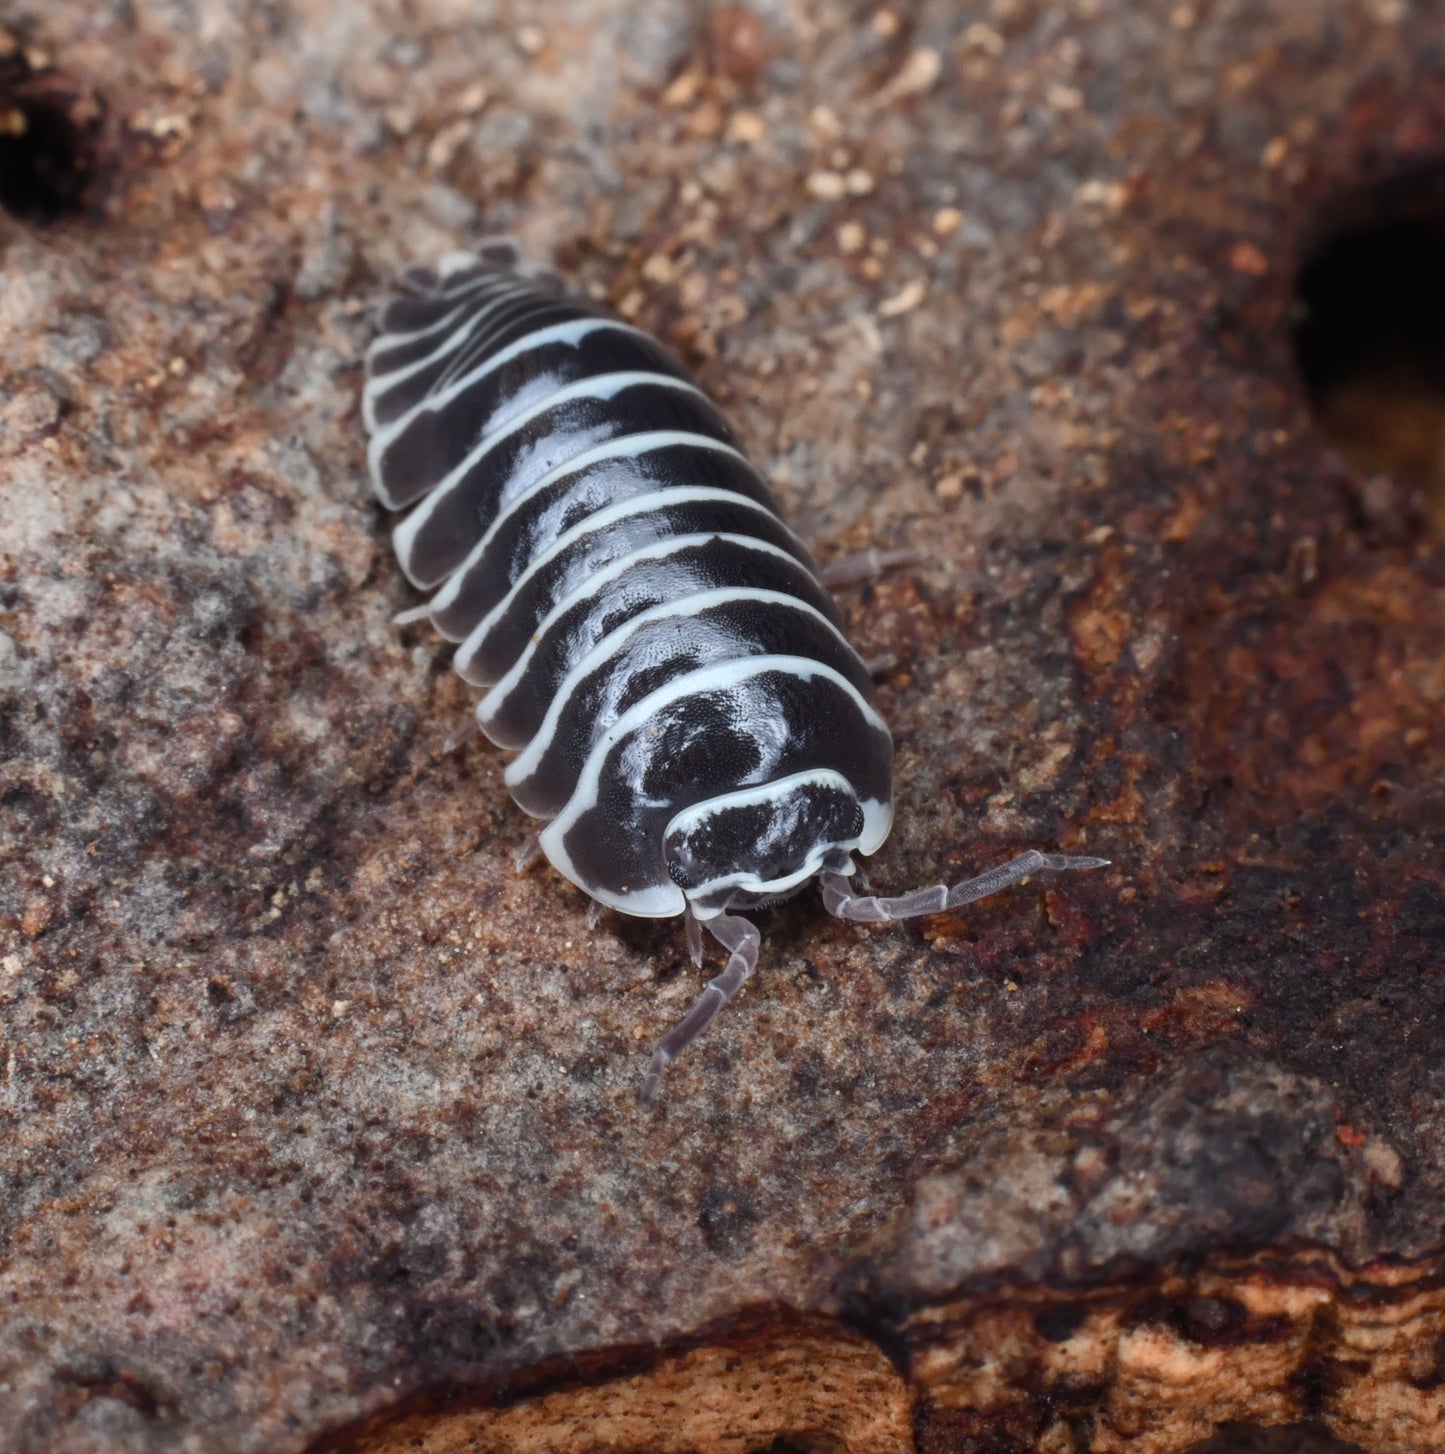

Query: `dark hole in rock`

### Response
(0, 37, 104, 223)
(1293, 161, 1445, 534)
(748, 1437, 844, 1454)
(1187, 1420, 1366, 1454)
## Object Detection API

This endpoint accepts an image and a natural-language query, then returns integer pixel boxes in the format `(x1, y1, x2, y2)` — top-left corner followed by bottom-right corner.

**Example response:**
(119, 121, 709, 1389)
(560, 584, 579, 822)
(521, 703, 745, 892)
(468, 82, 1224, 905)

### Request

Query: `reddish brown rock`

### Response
(1, 2, 1442, 1452)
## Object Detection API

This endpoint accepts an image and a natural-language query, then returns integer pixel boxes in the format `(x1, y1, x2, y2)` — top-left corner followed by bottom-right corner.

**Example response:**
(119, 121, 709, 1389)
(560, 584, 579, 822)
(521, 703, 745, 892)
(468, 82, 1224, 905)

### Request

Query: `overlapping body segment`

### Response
(427, 434, 785, 640)
(367, 320, 694, 511)
(363, 243, 894, 918)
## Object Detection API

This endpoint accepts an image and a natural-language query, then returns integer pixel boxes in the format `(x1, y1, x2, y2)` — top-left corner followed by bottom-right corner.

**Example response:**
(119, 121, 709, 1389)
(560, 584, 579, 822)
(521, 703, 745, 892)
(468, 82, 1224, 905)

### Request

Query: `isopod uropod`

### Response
(361, 241, 1106, 1104)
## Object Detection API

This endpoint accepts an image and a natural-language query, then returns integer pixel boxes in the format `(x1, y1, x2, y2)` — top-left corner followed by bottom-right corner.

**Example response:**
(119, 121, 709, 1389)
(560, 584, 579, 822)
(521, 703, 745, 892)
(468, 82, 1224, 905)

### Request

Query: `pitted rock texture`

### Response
(1, 2, 1443, 1453)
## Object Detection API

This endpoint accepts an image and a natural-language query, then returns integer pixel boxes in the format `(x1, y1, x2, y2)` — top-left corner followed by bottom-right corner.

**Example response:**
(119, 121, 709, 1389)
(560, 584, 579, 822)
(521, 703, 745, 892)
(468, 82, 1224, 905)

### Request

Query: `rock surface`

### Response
(1, 1, 1443, 1452)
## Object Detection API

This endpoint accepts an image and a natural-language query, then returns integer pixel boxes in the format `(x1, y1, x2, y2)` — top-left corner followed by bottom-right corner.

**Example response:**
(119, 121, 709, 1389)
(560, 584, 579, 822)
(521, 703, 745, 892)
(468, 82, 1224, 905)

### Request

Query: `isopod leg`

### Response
(512, 834, 544, 874)
(819, 546, 924, 589)
(640, 912, 760, 1108)
(441, 715, 480, 754)
(821, 850, 1109, 924)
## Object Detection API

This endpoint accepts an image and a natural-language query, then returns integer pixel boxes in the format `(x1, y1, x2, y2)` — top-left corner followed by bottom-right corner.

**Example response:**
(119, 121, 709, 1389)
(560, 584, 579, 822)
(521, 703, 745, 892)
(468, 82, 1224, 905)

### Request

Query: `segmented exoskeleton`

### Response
(362, 241, 1106, 1104)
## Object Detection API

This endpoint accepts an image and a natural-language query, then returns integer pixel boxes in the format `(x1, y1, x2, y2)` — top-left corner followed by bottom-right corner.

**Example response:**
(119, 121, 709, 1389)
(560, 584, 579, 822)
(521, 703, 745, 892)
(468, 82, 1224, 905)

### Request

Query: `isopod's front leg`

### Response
(684, 902, 704, 967)
(639, 912, 760, 1108)
(818, 546, 925, 589)
(389, 605, 486, 756)
(821, 549, 920, 678)
(442, 714, 480, 754)
(821, 849, 1110, 923)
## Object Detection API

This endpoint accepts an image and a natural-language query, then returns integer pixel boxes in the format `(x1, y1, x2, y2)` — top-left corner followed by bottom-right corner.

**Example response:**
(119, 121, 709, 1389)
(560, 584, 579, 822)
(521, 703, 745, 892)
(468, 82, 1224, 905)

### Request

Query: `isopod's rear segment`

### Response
(363, 243, 895, 1098)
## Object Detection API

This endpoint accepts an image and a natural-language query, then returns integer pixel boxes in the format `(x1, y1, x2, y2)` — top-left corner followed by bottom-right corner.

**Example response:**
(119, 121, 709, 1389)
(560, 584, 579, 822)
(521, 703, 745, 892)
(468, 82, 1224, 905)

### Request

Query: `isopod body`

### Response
(362, 242, 1106, 1103)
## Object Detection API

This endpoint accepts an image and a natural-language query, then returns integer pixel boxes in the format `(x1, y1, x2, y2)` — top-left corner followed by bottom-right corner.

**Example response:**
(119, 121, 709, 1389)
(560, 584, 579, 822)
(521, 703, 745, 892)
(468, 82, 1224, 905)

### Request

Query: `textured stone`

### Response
(1, 1, 1443, 1452)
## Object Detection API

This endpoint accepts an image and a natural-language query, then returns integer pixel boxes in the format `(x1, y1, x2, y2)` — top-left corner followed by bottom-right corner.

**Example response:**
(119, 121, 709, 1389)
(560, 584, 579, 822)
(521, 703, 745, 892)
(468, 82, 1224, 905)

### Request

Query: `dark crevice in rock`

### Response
(1294, 160, 1445, 533)
(1188, 1421, 1366, 1454)
(0, 27, 105, 223)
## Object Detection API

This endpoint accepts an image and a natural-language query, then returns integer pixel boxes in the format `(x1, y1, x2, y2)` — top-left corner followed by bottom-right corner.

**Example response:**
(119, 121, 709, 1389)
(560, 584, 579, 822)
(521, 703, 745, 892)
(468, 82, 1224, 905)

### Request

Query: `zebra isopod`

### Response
(361, 239, 1107, 1106)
